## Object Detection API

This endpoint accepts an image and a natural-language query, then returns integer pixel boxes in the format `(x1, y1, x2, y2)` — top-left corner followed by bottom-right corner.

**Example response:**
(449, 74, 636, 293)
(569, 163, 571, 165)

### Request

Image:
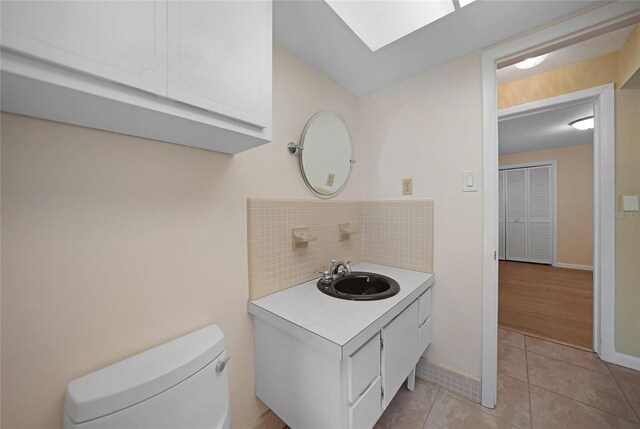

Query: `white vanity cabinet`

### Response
(249, 263, 434, 429)
(0, 0, 272, 154)
(381, 300, 419, 408)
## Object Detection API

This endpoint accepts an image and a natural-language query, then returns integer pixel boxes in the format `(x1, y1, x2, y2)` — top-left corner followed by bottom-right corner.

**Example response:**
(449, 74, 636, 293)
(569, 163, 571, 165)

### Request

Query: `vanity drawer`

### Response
(348, 376, 382, 429)
(419, 316, 432, 358)
(419, 288, 432, 325)
(348, 333, 381, 403)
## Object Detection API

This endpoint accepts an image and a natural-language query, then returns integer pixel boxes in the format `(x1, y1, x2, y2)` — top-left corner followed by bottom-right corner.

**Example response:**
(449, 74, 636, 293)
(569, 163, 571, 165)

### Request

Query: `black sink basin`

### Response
(317, 272, 400, 301)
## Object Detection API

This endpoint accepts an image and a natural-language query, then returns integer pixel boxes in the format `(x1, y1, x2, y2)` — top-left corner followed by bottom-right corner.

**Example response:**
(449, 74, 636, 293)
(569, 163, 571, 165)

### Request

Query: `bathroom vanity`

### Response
(248, 263, 434, 429)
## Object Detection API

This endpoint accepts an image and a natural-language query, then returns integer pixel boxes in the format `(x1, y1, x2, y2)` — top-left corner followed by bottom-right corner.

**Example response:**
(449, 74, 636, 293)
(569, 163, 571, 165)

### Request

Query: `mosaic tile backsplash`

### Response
(362, 200, 433, 274)
(248, 198, 434, 300)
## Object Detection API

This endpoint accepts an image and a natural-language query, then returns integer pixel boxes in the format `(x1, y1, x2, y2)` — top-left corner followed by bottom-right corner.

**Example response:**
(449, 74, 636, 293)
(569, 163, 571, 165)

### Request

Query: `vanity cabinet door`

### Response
(418, 288, 433, 359)
(419, 317, 432, 359)
(0, 1, 167, 95)
(348, 333, 381, 403)
(167, 0, 272, 129)
(348, 376, 382, 429)
(419, 288, 432, 325)
(381, 300, 419, 409)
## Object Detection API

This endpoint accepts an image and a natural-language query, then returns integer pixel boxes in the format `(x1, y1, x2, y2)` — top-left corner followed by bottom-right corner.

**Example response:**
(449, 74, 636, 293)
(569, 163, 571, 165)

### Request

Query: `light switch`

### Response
(623, 195, 639, 212)
(463, 170, 478, 192)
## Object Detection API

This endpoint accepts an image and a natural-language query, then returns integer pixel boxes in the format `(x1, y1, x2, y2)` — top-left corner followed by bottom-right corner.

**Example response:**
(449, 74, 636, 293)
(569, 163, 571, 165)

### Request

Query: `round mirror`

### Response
(295, 111, 353, 198)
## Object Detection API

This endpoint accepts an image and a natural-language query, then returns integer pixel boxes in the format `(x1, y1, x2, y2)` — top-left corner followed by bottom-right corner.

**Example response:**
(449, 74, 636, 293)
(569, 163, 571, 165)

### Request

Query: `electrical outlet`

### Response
(326, 173, 335, 187)
(402, 178, 413, 195)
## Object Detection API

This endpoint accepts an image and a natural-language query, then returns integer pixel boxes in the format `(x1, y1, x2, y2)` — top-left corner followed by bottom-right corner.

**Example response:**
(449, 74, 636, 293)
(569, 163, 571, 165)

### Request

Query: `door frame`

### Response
(480, 2, 640, 408)
(499, 160, 558, 267)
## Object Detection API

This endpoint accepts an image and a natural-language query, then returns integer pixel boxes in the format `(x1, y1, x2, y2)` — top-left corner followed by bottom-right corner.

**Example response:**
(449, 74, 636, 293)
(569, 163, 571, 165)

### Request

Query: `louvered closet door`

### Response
(506, 169, 528, 261)
(498, 170, 506, 260)
(528, 166, 552, 263)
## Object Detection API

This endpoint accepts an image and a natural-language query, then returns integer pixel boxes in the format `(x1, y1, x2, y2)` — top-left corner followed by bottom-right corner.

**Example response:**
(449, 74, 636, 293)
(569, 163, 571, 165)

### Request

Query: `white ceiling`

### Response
(497, 25, 635, 84)
(499, 103, 594, 154)
(274, 0, 601, 96)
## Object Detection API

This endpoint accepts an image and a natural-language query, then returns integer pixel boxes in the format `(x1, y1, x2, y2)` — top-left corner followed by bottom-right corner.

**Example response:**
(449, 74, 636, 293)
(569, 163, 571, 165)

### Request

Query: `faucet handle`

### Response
(343, 261, 352, 275)
(315, 270, 333, 284)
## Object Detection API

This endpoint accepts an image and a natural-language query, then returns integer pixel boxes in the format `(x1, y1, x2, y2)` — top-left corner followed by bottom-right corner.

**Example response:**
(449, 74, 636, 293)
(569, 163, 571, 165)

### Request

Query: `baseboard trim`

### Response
(609, 351, 640, 371)
(245, 409, 285, 429)
(555, 262, 593, 271)
(416, 358, 481, 403)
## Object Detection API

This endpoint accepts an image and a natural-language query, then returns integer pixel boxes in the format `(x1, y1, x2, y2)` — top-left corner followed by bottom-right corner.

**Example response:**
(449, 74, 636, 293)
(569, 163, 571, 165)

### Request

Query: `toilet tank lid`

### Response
(64, 325, 225, 424)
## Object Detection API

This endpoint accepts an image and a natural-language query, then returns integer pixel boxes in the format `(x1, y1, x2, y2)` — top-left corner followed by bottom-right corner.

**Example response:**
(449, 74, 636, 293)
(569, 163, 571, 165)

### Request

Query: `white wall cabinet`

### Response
(1, 1, 167, 96)
(0, 0, 272, 154)
(167, 1, 271, 128)
(251, 280, 433, 429)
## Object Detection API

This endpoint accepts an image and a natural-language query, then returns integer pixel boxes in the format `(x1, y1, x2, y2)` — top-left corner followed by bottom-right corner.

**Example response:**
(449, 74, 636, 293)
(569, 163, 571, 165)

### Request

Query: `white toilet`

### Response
(63, 325, 231, 429)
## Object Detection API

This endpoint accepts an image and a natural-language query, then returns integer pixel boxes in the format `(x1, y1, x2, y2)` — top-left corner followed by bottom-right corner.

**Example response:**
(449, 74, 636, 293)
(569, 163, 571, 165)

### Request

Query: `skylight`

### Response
(458, 0, 478, 7)
(325, 1, 462, 52)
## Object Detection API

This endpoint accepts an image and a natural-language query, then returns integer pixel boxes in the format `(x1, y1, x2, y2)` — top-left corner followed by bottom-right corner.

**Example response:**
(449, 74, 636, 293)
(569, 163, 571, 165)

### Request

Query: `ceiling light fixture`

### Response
(569, 116, 595, 130)
(515, 54, 548, 69)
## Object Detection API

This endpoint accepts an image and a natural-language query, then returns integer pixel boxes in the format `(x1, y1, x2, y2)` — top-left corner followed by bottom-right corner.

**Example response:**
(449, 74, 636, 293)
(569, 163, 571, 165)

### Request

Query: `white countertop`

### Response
(248, 263, 434, 360)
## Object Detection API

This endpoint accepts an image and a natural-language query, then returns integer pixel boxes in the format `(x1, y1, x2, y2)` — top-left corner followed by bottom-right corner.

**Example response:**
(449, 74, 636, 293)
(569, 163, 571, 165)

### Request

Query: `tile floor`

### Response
(374, 328, 640, 429)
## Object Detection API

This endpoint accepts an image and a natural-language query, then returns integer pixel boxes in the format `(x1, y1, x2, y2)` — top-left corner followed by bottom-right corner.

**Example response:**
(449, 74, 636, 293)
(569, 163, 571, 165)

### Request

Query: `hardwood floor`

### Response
(498, 260, 594, 350)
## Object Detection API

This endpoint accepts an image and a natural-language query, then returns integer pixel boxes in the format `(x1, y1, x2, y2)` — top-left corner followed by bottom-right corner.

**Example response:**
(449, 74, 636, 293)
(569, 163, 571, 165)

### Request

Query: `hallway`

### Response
(498, 261, 593, 349)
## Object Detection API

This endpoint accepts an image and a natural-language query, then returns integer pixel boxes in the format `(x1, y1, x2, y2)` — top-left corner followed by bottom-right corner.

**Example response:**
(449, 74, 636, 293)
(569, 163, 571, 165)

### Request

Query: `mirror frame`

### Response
(296, 111, 354, 199)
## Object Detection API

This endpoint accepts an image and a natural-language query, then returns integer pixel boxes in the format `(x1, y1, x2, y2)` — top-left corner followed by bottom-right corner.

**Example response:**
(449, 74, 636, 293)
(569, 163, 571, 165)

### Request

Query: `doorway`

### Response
(480, 2, 640, 409)
(497, 97, 596, 350)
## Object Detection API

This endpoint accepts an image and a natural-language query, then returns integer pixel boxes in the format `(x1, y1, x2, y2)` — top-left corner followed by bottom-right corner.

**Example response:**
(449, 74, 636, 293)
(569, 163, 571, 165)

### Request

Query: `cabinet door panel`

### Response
(348, 333, 381, 403)
(167, 1, 272, 128)
(419, 289, 432, 325)
(381, 300, 419, 409)
(419, 317, 432, 359)
(348, 376, 382, 429)
(0, 1, 167, 95)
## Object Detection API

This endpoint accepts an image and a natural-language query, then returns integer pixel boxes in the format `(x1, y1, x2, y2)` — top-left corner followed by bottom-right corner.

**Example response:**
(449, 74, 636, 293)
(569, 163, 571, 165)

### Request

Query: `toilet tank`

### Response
(63, 325, 231, 429)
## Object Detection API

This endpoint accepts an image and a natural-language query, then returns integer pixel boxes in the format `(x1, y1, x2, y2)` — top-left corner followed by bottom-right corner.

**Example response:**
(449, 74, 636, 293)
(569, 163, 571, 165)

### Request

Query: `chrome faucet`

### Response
(329, 259, 351, 279)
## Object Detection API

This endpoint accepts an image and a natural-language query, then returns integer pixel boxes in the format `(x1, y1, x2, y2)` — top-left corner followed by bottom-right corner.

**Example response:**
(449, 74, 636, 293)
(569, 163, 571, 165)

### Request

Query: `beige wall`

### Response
(498, 27, 640, 358)
(619, 24, 640, 88)
(616, 25, 640, 358)
(0, 44, 361, 429)
(359, 54, 484, 378)
(498, 51, 619, 110)
(615, 88, 640, 357)
(500, 144, 594, 267)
